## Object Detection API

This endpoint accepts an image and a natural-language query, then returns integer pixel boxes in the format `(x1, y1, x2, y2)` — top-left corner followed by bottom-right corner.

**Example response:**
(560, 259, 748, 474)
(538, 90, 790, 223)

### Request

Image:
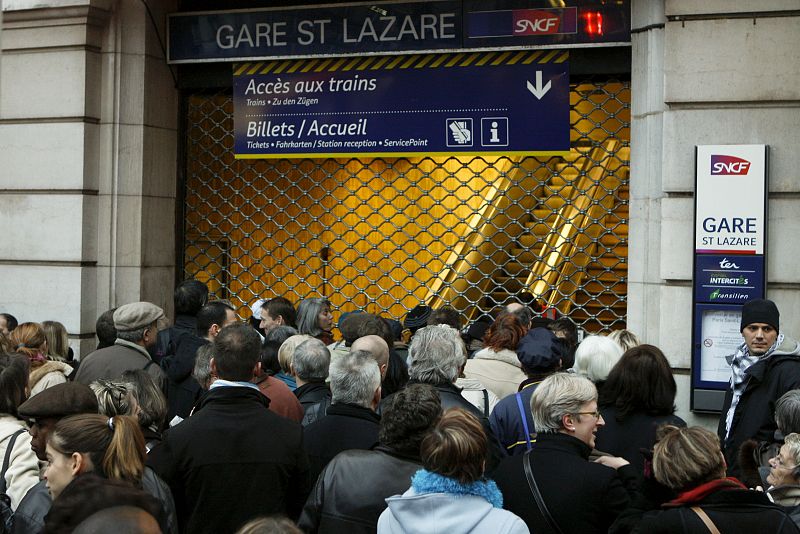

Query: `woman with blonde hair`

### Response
(379, 408, 528, 533)
(9, 322, 72, 396)
(275, 334, 313, 391)
(41, 321, 72, 362)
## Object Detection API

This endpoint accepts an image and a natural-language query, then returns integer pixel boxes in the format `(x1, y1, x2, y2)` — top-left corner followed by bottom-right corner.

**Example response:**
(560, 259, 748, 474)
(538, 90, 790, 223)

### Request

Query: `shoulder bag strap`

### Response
(690, 506, 721, 534)
(482, 389, 490, 417)
(515, 392, 533, 451)
(0, 429, 27, 493)
(523, 450, 564, 534)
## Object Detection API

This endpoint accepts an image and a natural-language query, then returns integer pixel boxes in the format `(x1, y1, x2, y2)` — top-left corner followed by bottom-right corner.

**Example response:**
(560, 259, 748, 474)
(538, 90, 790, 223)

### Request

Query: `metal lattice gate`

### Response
(182, 78, 630, 333)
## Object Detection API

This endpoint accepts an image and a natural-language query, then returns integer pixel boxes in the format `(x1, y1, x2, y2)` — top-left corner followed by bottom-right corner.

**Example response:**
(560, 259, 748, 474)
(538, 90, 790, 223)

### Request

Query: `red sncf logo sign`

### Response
(710, 155, 751, 175)
(513, 10, 561, 35)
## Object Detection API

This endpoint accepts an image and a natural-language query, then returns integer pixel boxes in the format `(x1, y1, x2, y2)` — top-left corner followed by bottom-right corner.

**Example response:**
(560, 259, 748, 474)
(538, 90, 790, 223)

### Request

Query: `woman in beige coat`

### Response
(463, 313, 528, 399)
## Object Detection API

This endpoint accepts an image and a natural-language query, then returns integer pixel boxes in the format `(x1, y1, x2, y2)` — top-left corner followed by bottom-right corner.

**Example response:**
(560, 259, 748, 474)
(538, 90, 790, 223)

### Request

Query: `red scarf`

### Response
(664, 477, 747, 507)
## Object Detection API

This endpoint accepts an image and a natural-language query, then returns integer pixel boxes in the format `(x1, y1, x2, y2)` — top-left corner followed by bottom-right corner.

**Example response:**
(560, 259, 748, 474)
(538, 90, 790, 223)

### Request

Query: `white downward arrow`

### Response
(527, 71, 552, 100)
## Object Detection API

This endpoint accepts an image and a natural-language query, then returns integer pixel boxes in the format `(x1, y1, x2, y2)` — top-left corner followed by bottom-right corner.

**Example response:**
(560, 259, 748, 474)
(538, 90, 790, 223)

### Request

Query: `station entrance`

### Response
(181, 74, 629, 333)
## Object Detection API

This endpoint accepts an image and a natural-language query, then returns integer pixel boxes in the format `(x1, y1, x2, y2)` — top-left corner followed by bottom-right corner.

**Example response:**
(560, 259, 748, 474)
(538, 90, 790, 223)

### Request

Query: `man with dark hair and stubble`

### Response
(162, 300, 238, 421)
(149, 323, 311, 534)
(260, 296, 297, 333)
(154, 279, 209, 363)
(719, 298, 800, 478)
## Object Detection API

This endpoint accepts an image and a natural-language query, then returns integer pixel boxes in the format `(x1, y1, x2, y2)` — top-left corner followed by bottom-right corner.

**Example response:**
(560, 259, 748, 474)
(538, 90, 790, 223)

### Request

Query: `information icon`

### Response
(481, 117, 509, 147)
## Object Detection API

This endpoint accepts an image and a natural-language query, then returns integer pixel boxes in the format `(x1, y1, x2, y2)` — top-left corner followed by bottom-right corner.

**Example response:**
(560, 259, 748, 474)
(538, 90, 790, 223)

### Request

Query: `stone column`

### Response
(629, 0, 800, 427)
(0, 0, 178, 356)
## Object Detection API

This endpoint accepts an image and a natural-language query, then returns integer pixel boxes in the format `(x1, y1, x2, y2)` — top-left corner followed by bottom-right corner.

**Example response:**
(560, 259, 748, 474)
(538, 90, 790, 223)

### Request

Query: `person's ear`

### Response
(276, 316, 285, 326)
(252, 362, 261, 379)
(562, 413, 575, 432)
(371, 386, 382, 410)
(71, 452, 87, 476)
(210, 357, 219, 377)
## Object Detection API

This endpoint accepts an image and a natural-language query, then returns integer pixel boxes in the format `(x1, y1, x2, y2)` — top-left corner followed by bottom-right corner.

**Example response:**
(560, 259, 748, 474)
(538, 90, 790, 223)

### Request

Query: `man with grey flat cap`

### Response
(75, 302, 167, 389)
(718, 298, 800, 477)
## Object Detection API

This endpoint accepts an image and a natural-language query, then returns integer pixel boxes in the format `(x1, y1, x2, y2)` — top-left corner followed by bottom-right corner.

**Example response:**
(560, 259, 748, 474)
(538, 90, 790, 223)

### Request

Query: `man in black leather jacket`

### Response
(298, 383, 441, 534)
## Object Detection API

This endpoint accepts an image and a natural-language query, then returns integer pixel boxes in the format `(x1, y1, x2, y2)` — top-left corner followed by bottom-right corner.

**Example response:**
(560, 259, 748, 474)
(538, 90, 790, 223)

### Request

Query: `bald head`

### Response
(73, 506, 161, 534)
(351, 335, 390, 378)
(505, 302, 524, 313)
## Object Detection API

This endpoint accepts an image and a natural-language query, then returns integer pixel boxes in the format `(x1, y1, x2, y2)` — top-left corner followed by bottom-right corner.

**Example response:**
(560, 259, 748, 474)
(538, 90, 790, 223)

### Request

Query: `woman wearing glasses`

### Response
(766, 432, 800, 528)
(493, 372, 638, 534)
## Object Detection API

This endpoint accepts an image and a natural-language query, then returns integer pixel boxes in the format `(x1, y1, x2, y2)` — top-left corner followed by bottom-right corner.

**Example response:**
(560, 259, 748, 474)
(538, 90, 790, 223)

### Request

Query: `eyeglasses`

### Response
(574, 411, 602, 419)
(772, 454, 798, 470)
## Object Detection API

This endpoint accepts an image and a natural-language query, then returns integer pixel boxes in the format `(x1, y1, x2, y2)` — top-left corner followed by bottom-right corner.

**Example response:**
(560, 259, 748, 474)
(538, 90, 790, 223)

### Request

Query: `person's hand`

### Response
(594, 456, 630, 469)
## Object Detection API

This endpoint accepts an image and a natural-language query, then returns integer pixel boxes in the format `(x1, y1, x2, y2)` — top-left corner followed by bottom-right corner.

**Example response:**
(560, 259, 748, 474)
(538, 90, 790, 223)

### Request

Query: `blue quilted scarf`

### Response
(410, 469, 504, 508)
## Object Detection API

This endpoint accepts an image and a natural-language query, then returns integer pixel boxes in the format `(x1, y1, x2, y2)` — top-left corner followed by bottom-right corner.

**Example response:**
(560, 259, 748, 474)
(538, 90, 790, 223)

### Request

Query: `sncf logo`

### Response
(711, 155, 751, 175)
(513, 10, 561, 35)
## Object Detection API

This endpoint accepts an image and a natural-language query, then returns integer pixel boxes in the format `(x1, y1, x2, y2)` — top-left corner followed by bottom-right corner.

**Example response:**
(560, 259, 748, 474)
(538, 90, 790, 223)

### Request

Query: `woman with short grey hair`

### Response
(493, 373, 637, 534)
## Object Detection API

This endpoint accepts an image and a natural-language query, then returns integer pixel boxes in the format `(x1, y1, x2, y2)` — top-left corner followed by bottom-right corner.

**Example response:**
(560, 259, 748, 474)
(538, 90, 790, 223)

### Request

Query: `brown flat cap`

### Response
(18, 382, 99, 420)
(113, 302, 165, 331)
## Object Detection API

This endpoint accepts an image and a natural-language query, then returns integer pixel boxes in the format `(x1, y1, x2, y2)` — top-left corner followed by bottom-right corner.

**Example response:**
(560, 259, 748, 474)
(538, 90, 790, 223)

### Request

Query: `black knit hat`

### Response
(404, 305, 432, 332)
(740, 298, 779, 332)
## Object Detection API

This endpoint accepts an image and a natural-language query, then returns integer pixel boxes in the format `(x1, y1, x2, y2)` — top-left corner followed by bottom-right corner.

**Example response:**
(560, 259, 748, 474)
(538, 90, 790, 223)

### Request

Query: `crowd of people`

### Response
(1, 289, 800, 533)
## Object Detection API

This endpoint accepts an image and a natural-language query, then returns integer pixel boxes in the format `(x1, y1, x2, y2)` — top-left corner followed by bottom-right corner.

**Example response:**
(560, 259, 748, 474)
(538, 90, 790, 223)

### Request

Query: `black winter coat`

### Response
(161, 333, 206, 421)
(297, 446, 422, 534)
(303, 403, 380, 484)
(633, 485, 799, 534)
(148, 386, 311, 534)
(493, 432, 638, 534)
(295, 382, 332, 426)
(595, 407, 686, 476)
(718, 337, 800, 478)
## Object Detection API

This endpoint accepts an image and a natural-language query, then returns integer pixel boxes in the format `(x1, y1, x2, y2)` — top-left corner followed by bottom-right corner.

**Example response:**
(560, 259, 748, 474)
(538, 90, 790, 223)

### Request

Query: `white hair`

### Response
(571, 335, 624, 382)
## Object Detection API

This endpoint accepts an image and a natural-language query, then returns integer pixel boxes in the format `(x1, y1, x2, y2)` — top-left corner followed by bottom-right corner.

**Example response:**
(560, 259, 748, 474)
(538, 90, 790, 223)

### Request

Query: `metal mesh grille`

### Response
(182, 78, 630, 333)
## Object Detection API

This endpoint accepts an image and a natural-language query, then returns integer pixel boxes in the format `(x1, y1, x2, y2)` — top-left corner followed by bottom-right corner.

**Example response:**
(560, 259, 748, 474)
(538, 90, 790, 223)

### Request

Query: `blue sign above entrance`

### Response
(693, 254, 765, 305)
(233, 50, 570, 158)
